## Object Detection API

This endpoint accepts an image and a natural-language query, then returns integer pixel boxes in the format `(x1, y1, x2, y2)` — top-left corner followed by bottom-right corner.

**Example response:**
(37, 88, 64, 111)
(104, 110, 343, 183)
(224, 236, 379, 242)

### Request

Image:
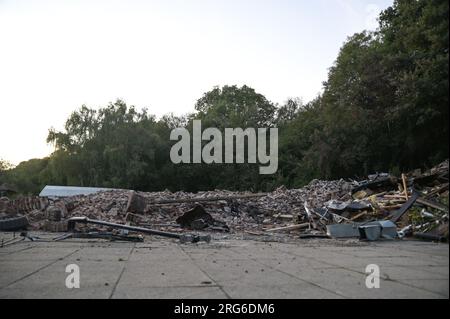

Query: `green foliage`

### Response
(1, 158, 49, 195)
(0, 159, 13, 172)
(278, 0, 448, 181)
(1, 0, 448, 194)
(195, 85, 277, 128)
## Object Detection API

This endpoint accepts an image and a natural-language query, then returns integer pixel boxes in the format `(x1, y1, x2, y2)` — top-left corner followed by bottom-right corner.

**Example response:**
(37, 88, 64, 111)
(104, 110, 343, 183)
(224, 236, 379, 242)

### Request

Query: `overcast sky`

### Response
(0, 0, 393, 165)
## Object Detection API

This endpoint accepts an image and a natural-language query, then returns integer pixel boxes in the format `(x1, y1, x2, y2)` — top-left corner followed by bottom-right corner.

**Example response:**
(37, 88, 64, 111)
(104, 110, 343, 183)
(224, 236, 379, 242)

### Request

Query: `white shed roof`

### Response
(39, 185, 113, 197)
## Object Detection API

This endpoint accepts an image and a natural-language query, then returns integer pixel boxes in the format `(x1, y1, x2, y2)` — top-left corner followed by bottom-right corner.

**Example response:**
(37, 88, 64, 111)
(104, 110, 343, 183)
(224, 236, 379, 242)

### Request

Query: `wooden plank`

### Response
(350, 211, 368, 221)
(402, 173, 409, 200)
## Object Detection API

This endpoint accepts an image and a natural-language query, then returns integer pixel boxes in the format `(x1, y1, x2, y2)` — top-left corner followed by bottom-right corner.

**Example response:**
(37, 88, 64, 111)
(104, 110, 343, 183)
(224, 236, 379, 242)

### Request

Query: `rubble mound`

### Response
(0, 160, 448, 242)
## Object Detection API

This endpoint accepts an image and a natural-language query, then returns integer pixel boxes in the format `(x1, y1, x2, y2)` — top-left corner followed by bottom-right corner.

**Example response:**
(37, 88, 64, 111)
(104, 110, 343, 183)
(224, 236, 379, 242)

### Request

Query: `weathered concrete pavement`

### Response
(0, 232, 448, 299)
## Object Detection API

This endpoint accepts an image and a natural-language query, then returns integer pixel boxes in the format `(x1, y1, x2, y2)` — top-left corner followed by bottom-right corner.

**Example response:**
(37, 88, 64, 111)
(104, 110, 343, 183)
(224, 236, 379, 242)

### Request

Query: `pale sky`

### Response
(0, 0, 393, 165)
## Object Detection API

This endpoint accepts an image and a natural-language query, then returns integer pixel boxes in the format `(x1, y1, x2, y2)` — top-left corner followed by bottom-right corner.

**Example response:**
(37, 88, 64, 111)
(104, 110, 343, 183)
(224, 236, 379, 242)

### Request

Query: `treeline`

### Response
(1, 0, 448, 195)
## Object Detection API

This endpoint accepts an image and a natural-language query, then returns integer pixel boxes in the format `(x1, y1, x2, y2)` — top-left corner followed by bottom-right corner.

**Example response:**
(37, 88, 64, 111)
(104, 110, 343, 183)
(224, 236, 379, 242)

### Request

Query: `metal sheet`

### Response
(360, 220, 398, 240)
(359, 225, 382, 241)
(326, 223, 361, 238)
(39, 185, 114, 197)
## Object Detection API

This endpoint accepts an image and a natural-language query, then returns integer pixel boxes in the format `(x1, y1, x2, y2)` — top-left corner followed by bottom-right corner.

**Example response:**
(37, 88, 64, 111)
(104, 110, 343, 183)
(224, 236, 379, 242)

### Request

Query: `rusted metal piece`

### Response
(53, 231, 144, 242)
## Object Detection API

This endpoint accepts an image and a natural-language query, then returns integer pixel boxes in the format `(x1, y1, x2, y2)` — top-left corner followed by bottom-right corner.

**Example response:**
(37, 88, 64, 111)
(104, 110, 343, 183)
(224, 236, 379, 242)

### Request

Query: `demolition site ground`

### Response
(0, 232, 448, 299)
(0, 160, 448, 299)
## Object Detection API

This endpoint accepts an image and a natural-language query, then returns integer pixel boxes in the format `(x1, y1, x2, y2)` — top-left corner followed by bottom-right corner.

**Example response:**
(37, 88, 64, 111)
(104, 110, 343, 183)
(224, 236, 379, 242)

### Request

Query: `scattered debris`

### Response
(176, 205, 229, 231)
(67, 216, 211, 243)
(0, 160, 448, 243)
(42, 220, 68, 232)
(265, 223, 310, 233)
(389, 191, 420, 223)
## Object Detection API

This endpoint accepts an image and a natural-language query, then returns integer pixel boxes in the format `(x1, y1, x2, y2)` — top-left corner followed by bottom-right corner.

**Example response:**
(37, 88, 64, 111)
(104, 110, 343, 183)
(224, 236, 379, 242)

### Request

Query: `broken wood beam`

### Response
(383, 194, 410, 199)
(402, 173, 409, 200)
(416, 197, 449, 213)
(424, 183, 449, 199)
(350, 211, 368, 221)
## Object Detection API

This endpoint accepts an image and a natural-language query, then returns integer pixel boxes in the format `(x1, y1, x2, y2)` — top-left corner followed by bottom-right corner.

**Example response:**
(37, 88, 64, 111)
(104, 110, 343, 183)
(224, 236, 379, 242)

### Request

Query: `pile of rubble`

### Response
(0, 160, 448, 243)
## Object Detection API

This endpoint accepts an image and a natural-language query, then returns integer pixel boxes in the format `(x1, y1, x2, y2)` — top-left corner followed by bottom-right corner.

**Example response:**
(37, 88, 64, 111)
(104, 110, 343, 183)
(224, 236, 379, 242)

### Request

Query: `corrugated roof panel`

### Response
(39, 185, 114, 197)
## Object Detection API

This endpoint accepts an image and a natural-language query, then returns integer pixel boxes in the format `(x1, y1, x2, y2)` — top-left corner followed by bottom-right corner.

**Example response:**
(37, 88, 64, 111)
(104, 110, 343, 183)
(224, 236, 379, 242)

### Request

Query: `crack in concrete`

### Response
(179, 244, 232, 299)
(109, 243, 136, 299)
(275, 246, 447, 298)
(226, 246, 348, 298)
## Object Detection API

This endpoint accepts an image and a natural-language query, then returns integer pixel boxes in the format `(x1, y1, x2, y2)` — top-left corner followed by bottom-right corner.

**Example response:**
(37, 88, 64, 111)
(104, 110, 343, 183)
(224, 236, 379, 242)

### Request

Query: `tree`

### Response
(191, 85, 278, 191)
(0, 159, 13, 172)
(195, 85, 277, 128)
(5, 0, 448, 194)
(279, 0, 448, 182)
(378, 0, 449, 167)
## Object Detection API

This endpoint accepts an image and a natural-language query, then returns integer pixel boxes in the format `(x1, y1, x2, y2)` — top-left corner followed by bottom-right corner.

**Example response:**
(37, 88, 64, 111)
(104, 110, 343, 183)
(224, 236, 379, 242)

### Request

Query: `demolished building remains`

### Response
(0, 160, 448, 243)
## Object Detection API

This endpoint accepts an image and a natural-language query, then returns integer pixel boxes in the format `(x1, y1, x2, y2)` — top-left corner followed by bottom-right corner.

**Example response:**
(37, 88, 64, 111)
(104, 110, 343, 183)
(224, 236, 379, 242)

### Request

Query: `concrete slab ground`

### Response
(0, 231, 448, 299)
